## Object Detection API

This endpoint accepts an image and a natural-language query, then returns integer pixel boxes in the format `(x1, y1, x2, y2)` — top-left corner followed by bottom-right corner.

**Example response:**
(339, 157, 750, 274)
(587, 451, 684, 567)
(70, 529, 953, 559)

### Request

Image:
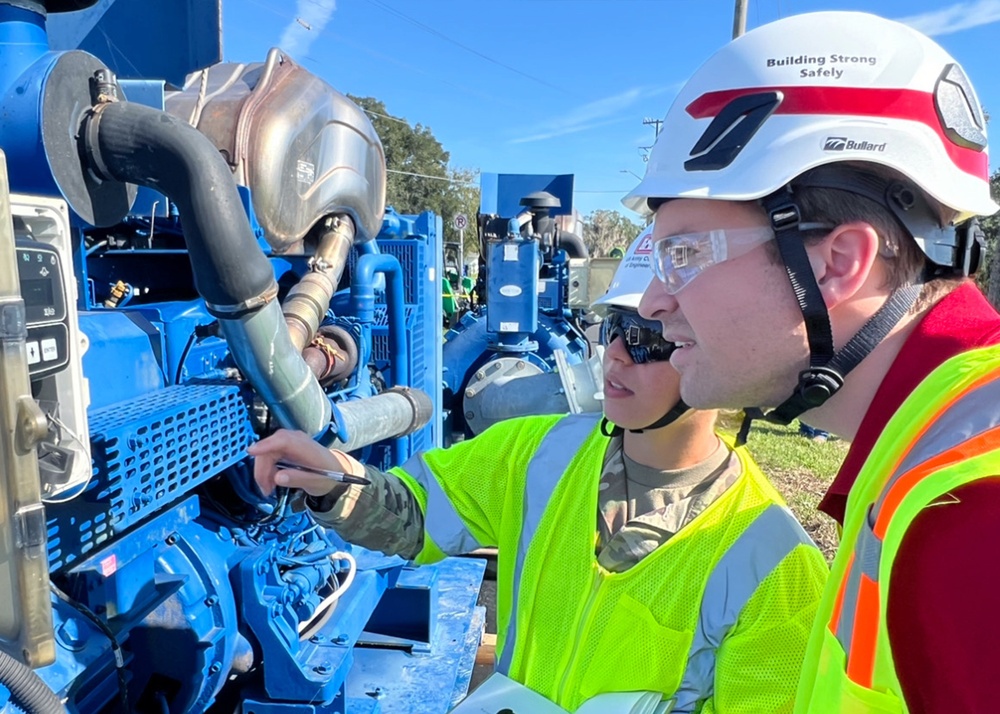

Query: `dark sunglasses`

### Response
(599, 308, 676, 365)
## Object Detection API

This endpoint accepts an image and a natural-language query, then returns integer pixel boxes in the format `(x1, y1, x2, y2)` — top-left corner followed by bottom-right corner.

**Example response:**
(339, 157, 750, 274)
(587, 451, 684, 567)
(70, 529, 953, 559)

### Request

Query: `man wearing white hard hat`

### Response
(630, 10, 1000, 712)
(251, 227, 827, 712)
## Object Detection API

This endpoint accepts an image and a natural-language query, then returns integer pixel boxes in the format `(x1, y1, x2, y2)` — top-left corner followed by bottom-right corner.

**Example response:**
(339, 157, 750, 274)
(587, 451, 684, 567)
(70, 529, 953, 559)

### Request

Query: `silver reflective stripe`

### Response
(672, 504, 816, 713)
(402, 453, 483, 556)
(496, 413, 600, 675)
(832, 373, 1000, 657)
(877, 375, 1000, 515)
(835, 511, 881, 654)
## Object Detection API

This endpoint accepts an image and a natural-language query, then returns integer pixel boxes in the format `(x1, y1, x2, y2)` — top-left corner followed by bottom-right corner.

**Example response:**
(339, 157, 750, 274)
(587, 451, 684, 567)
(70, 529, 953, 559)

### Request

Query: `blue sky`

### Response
(223, 0, 1000, 219)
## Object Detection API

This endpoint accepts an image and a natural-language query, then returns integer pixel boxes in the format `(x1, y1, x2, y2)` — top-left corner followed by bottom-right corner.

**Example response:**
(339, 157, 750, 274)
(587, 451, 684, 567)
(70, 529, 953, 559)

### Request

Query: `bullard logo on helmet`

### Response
(823, 137, 886, 152)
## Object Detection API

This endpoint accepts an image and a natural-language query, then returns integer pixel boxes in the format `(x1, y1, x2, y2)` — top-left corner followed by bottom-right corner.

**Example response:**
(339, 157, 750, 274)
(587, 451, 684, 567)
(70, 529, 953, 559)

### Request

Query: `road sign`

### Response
(453, 213, 468, 231)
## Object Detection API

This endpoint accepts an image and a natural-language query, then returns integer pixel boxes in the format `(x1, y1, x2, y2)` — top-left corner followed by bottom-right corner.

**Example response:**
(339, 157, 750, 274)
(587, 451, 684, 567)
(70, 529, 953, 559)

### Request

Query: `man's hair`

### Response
(764, 163, 964, 310)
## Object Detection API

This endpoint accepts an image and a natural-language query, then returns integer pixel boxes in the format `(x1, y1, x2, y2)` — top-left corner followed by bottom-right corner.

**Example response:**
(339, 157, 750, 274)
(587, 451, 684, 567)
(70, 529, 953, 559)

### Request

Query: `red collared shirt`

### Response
(818, 281, 1000, 713)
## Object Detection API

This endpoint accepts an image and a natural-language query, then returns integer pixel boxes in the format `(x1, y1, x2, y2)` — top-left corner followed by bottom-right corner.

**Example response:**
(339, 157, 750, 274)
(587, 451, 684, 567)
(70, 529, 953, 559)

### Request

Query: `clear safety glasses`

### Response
(650, 227, 775, 295)
(599, 307, 675, 365)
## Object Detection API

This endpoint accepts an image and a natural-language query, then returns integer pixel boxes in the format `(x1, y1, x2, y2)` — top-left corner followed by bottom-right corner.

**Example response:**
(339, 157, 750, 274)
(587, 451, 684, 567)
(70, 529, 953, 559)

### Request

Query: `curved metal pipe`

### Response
(302, 325, 358, 385)
(224, 300, 332, 434)
(81, 99, 331, 435)
(559, 231, 589, 259)
(355, 239, 381, 257)
(350, 254, 411, 462)
(282, 214, 355, 353)
(467, 351, 604, 434)
(469, 372, 571, 432)
(350, 254, 408, 389)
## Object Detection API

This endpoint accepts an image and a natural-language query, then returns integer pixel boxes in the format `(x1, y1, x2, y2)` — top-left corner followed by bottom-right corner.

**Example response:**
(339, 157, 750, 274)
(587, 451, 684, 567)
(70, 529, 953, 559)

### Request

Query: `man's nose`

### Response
(638, 279, 679, 324)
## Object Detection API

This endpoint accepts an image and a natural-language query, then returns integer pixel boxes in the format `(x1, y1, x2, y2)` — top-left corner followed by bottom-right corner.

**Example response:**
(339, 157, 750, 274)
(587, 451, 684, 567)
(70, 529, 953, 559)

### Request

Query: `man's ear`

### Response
(807, 222, 881, 308)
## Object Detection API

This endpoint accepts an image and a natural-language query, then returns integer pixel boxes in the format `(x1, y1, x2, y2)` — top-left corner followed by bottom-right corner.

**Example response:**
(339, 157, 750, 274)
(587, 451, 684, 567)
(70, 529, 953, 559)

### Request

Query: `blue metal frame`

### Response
(47, 0, 222, 87)
(479, 173, 575, 218)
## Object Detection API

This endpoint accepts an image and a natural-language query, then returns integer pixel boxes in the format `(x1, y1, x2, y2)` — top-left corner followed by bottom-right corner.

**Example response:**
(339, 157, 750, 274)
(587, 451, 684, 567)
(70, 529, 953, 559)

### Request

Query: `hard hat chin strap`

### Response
(736, 186, 921, 445)
(601, 400, 690, 438)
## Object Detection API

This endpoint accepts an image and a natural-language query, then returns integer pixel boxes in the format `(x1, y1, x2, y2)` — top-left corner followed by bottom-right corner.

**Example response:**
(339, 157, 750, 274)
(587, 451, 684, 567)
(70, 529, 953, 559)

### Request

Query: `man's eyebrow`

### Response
(653, 227, 695, 239)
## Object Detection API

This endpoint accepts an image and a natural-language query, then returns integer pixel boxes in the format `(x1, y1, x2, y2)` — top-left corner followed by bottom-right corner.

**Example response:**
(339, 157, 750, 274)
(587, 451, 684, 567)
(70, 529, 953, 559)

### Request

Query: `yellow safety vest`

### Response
(393, 413, 827, 712)
(795, 343, 1000, 713)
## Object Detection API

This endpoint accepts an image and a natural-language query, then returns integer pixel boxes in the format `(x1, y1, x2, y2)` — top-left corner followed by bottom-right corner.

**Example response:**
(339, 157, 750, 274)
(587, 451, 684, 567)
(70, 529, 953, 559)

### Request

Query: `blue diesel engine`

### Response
(0, 1, 483, 712)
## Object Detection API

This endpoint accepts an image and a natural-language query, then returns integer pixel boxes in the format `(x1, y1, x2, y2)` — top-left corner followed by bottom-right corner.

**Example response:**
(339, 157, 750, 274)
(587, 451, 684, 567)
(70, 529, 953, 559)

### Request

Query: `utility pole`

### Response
(733, 0, 748, 38)
(639, 117, 664, 162)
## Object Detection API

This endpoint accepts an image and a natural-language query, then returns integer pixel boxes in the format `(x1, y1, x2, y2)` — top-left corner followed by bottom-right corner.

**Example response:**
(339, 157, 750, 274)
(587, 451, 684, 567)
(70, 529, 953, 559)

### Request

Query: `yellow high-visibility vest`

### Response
(393, 413, 828, 711)
(795, 343, 1000, 713)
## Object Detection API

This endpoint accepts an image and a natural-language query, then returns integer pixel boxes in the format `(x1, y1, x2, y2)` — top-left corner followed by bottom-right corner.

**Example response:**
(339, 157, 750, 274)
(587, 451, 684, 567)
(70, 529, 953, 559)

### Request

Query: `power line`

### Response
(387, 169, 478, 186)
(361, 0, 576, 97)
(387, 172, 623, 193)
(362, 109, 411, 125)
(239, 0, 511, 107)
(386, 167, 621, 196)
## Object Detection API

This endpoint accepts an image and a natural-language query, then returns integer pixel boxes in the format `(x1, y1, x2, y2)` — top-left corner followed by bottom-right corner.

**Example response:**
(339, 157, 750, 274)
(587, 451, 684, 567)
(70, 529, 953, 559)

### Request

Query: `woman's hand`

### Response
(248, 429, 365, 498)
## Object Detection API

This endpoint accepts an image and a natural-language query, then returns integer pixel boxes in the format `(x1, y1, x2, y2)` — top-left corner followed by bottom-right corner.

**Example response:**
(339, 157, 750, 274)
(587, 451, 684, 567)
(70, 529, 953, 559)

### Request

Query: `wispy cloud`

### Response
(510, 85, 676, 144)
(896, 0, 1000, 37)
(512, 117, 629, 145)
(279, 0, 337, 58)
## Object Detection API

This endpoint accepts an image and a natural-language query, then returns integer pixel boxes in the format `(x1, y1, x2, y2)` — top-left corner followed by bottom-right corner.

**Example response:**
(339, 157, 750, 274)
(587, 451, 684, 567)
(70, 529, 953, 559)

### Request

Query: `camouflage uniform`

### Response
(309, 433, 741, 573)
(595, 434, 740, 572)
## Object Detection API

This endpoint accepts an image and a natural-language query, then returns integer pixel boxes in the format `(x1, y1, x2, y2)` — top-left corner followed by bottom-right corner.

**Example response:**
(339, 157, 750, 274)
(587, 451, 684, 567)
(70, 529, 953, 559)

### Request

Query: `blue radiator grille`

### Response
(47, 384, 254, 570)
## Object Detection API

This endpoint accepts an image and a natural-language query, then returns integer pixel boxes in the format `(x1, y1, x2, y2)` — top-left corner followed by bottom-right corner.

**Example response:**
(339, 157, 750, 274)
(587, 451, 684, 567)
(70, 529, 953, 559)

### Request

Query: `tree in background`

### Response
(348, 95, 479, 256)
(582, 209, 642, 257)
(982, 168, 1000, 309)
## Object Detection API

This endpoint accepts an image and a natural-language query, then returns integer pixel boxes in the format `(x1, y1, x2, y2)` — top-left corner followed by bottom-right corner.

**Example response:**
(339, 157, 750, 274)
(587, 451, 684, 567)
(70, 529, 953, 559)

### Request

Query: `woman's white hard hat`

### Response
(591, 224, 655, 314)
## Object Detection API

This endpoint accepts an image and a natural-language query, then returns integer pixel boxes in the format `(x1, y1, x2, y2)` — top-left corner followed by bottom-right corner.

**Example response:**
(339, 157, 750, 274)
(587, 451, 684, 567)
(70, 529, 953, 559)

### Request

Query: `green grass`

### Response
(718, 414, 848, 562)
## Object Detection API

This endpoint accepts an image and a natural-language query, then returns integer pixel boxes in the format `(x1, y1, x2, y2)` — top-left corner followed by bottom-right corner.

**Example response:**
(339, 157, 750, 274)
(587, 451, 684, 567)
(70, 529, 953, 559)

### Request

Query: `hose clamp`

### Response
(385, 386, 424, 436)
(80, 103, 115, 183)
(205, 283, 280, 318)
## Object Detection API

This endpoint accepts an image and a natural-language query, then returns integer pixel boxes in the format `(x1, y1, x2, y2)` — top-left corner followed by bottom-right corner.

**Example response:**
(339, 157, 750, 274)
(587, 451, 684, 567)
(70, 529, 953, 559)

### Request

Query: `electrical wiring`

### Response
(39, 413, 93, 504)
(296, 551, 357, 636)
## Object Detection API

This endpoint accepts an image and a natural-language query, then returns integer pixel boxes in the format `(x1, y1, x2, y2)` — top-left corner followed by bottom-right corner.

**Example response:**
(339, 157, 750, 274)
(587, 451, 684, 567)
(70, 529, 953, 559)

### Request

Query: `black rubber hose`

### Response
(82, 101, 276, 313)
(559, 231, 590, 259)
(0, 649, 64, 713)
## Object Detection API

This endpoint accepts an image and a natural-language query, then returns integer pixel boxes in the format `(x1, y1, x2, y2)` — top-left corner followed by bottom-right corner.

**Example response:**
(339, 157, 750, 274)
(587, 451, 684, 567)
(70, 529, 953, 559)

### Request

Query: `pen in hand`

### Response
(274, 460, 372, 486)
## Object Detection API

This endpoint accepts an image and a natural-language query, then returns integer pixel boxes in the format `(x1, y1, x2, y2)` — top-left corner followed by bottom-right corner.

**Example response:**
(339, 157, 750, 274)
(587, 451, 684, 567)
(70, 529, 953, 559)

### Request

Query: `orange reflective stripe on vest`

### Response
(824, 355, 1000, 695)
(874, 422, 1000, 539)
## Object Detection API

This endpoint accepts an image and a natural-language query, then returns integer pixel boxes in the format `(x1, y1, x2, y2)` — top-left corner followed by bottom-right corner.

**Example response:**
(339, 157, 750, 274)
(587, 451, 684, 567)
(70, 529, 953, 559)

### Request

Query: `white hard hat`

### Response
(592, 224, 655, 313)
(623, 11, 997, 222)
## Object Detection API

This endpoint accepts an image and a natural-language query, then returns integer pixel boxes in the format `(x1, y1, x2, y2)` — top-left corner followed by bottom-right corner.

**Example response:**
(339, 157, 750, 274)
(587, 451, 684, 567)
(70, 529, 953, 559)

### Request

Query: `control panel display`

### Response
(15, 240, 68, 379)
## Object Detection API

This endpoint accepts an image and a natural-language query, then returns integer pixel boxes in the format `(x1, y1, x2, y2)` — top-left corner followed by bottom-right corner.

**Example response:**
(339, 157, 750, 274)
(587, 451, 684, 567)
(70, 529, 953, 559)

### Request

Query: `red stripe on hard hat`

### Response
(685, 86, 988, 180)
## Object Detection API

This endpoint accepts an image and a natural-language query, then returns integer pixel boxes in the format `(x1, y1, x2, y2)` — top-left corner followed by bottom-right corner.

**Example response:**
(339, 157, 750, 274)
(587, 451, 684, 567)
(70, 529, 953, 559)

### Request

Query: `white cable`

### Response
(40, 412, 93, 504)
(296, 550, 357, 634)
